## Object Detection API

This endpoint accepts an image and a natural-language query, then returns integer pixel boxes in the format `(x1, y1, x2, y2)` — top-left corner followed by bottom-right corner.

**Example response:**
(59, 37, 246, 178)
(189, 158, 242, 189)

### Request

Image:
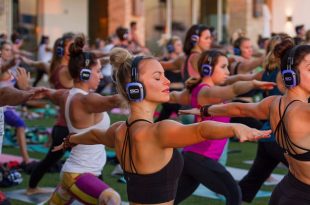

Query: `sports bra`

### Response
(121, 119, 184, 204)
(274, 98, 310, 161)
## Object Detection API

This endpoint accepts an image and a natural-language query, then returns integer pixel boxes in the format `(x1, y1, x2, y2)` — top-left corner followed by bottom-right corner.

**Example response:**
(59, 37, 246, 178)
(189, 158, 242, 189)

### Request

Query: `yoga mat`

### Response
(193, 184, 272, 200)
(0, 154, 36, 164)
(5, 188, 54, 204)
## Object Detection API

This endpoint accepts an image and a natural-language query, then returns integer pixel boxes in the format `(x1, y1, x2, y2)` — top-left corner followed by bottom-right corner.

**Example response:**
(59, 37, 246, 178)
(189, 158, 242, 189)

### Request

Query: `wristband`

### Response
(63, 133, 76, 150)
(200, 104, 212, 118)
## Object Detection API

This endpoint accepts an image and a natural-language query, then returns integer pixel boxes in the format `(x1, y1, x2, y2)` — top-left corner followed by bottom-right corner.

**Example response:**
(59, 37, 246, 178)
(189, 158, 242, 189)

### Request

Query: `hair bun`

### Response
(69, 35, 85, 57)
(273, 38, 294, 59)
(110, 47, 132, 69)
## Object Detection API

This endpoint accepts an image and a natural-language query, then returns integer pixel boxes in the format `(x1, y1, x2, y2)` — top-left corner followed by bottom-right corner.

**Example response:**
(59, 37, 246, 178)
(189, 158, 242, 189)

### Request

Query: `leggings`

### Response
(28, 125, 69, 188)
(175, 152, 241, 205)
(239, 141, 288, 202)
(49, 172, 113, 205)
(269, 172, 310, 205)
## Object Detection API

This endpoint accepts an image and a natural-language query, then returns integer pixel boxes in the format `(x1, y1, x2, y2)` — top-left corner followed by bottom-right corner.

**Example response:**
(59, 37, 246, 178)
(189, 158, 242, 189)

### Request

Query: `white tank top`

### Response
(62, 88, 110, 175)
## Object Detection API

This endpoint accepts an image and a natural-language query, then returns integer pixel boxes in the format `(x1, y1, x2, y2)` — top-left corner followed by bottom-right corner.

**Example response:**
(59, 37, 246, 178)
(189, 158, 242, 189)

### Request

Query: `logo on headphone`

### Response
(126, 56, 145, 102)
(80, 52, 92, 81)
(281, 46, 300, 88)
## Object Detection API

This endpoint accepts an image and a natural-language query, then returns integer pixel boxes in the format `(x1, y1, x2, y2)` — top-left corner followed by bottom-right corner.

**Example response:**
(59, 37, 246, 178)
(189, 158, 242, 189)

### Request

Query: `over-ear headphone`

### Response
(126, 56, 145, 102)
(281, 45, 300, 88)
(191, 25, 201, 45)
(201, 50, 217, 76)
(166, 39, 174, 54)
(56, 38, 64, 57)
(80, 52, 92, 81)
(233, 39, 241, 56)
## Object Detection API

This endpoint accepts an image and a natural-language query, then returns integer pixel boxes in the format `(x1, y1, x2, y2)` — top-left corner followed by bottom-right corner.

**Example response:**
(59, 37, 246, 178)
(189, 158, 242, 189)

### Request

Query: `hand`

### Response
(178, 108, 200, 116)
(28, 87, 50, 100)
(253, 80, 276, 90)
(232, 123, 271, 142)
(15, 67, 31, 90)
(52, 142, 65, 152)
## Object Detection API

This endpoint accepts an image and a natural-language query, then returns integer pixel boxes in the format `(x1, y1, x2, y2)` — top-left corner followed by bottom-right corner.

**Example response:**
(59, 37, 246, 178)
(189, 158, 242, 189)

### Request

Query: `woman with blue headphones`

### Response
(53, 47, 271, 205)
(45, 35, 122, 205)
(169, 49, 275, 205)
(180, 40, 310, 205)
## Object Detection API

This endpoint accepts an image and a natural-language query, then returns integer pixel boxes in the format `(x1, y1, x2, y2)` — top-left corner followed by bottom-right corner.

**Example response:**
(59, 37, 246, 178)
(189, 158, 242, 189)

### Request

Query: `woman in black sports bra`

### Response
(182, 41, 310, 205)
(53, 47, 271, 205)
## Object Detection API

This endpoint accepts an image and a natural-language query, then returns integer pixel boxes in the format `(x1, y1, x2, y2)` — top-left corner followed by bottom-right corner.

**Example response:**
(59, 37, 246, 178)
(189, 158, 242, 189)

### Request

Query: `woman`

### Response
(46, 36, 122, 205)
(169, 49, 275, 205)
(53, 47, 271, 205)
(27, 34, 75, 195)
(182, 42, 310, 205)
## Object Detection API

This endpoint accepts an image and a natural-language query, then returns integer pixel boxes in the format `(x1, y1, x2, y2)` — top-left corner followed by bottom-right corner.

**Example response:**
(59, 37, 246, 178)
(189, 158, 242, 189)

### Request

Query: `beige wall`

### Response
(271, 0, 310, 36)
(39, 0, 88, 45)
(0, 0, 12, 37)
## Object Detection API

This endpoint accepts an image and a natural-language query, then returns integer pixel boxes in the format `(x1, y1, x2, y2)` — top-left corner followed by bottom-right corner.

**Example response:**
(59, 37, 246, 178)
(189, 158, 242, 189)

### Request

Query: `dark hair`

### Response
(40, 35, 49, 45)
(274, 38, 310, 74)
(116, 27, 129, 41)
(183, 24, 209, 55)
(11, 32, 22, 44)
(130, 21, 137, 28)
(0, 41, 11, 50)
(68, 35, 97, 80)
(49, 34, 74, 83)
(233, 37, 250, 49)
(186, 49, 226, 92)
(295, 24, 304, 35)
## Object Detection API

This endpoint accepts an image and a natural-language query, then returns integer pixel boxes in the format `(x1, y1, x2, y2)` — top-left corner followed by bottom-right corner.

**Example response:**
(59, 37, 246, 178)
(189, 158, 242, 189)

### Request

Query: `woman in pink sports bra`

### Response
(169, 49, 275, 205)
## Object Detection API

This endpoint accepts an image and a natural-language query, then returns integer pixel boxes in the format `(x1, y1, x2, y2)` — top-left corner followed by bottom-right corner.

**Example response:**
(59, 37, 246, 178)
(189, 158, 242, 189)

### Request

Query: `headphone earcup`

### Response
(233, 47, 241, 56)
(281, 69, 299, 88)
(80, 69, 92, 81)
(191, 34, 199, 45)
(126, 81, 145, 102)
(56, 46, 64, 57)
(166, 44, 175, 53)
(202, 64, 212, 76)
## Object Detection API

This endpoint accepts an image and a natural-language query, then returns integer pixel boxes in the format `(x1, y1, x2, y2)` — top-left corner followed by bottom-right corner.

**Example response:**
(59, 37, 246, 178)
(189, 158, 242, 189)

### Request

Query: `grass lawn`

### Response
(1, 112, 287, 205)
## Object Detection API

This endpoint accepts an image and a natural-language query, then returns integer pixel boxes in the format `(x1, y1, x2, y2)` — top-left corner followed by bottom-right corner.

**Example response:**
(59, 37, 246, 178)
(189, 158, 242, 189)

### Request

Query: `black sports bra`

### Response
(274, 98, 310, 161)
(121, 119, 184, 204)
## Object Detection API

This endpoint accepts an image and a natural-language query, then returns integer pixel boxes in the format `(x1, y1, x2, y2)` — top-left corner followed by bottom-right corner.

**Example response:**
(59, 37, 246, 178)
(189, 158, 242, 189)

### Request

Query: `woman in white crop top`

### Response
(46, 36, 122, 205)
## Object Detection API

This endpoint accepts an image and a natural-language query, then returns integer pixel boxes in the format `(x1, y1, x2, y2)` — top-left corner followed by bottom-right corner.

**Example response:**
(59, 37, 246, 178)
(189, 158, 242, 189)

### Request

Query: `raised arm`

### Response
(235, 56, 264, 74)
(169, 89, 190, 105)
(81, 93, 123, 113)
(52, 121, 123, 151)
(154, 120, 271, 148)
(199, 80, 275, 101)
(160, 55, 185, 71)
(0, 87, 46, 106)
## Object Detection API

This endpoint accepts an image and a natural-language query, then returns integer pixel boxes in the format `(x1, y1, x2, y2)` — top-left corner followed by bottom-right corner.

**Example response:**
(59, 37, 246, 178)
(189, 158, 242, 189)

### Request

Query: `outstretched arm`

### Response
(154, 119, 271, 148)
(81, 93, 123, 113)
(52, 121, 123, 151)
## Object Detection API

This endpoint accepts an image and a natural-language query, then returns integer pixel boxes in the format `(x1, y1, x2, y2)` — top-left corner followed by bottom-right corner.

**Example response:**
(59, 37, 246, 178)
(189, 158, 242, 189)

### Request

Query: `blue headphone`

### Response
(56, 38, 64, 57)
(191, 25, 201, 45)
(166, 41, 175, 54)
(80, 52, 92, 81)
(126, 56, 145, 102)
(281, 45, 300, 88)
(201, 50, 217, 76)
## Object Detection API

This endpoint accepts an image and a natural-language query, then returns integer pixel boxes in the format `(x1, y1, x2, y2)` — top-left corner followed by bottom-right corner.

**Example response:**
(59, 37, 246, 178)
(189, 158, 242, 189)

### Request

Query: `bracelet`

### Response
(63, 133, 76, 150)
(200, 104, 212, 118)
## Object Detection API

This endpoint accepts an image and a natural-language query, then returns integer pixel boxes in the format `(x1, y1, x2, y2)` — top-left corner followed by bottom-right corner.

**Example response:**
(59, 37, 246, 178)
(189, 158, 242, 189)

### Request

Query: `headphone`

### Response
(56, 38, 64, 57)
(80, 52, 92, 81)
(233, 39, 241, 56)
(166, 39, 175, 54)
(281, 45, 300, 88)
(201, 50, 217, 77)
(126, 56, 145, 102)
(191, 25, 201, 45)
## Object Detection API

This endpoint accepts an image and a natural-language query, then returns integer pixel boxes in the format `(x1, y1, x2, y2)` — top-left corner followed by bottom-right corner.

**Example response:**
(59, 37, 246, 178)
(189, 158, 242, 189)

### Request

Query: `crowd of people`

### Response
(1, 21, 310, 205)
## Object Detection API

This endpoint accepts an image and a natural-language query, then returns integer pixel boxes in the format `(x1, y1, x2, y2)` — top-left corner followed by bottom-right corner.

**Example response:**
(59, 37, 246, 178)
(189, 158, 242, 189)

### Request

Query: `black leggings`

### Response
(155, 103, 180, 122)
(269, 172, 310, 205)
(175, 152, 241, 205)
(28, 125, 69, 188)
(239, 141, 288, 202)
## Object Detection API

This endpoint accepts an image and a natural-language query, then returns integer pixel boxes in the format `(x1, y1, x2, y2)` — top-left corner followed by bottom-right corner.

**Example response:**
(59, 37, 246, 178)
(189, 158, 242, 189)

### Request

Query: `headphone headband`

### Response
(131, 56, 144, 82)
(286, 45, 300, 70)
